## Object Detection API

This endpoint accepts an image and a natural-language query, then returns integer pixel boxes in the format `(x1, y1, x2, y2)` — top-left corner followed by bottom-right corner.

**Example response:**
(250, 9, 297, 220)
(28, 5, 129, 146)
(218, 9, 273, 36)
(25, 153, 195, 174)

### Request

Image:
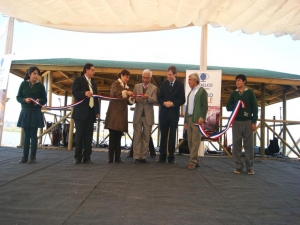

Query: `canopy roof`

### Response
(10, 58, 300, 106)
(1, 0, 300, 40)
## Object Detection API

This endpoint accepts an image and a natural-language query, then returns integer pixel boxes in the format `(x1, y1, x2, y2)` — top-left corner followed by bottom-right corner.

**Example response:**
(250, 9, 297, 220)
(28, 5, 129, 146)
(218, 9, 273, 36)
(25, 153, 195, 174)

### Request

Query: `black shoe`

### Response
(134, 159, 140, 164)
(115, 159, 125, 163)
(168, 160, 176, 164)
(82, 159, 93, 164)
(157, 158, 166, 163)
(73, 159, 81, 165)
(140, 159, 147, 163)
(107, 159, 113, 163)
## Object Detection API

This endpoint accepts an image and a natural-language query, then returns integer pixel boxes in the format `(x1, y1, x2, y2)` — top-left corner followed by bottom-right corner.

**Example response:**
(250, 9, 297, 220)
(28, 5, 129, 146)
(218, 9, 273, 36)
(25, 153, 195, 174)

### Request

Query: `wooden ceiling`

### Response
(10, 59, 300, 107)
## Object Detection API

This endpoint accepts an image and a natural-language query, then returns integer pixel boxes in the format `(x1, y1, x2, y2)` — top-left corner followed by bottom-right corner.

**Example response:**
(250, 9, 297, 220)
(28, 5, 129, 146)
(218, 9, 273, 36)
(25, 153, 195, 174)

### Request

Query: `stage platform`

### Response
(0, 146, 299, 225)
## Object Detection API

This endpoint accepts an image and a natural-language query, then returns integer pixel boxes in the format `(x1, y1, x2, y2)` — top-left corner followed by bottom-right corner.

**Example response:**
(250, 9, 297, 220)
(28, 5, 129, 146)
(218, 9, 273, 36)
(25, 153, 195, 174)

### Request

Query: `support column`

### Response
(200, 24, 208, 70)
(4, 17, 14, 55)
(1, 18, 14, 146)
(219, 102, 223, 151)
(198, 24, 208, 156)
(18, 128, 24, 148)
(68, 100, 74, 150)
(282, 89, 287, 155)
(63, 91, 68, 127)
(47, 72, 52, 107)
(260, 83, 265, 159)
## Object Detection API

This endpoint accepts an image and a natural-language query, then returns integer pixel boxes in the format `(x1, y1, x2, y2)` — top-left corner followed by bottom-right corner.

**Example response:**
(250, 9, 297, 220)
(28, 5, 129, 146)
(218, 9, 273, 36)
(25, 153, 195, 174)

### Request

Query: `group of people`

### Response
(16, 63, 258, 174)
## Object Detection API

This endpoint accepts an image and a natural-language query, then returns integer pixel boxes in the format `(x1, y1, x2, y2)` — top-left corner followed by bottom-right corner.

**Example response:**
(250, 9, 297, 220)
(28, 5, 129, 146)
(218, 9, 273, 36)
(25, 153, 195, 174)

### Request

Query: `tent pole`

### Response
(200, 24, 208, 70)
(198, 24, 208, 156)
(4, 17, 14, 54)
(260, 83, 265, 159)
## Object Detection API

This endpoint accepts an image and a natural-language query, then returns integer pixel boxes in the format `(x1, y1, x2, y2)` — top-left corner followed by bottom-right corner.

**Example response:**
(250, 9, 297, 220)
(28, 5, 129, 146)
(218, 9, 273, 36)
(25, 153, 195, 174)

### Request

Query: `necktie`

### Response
(169, 82, 173, 92)
(87, 79, 94, 108)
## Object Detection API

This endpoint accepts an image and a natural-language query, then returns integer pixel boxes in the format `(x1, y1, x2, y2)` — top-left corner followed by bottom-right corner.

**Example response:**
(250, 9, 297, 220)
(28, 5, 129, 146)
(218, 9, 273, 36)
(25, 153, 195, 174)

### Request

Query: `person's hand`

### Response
(197, 117, 204, 125)
(184, 123, 187, 130)
(163, 101, 170, 107)
(164, 101, 173, 107)
(142, 94, 149, 99)
(25, 98, 31, 103)
(96, 114, 100, 119)
(34, 99, 40, 105)
(127, 90, 133, 96)
(168, 101, 174, 107)
(251, 123, 257, 131)
(85, 91, 93, 97)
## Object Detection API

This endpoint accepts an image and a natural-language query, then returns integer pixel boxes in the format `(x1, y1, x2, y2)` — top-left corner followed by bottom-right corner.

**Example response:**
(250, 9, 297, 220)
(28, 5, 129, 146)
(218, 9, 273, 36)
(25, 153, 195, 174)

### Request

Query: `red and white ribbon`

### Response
(196, 100, 246, 140)
(30, 94, 133, 110)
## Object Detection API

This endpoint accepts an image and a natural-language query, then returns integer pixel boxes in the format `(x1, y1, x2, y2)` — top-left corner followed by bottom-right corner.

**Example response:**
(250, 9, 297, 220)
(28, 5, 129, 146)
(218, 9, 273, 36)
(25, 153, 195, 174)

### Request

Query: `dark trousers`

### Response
(108, 129, 122, 161)
(159, 117, 178, 161)
(23, 127, 38, 159)
(74, 108, 95, 161)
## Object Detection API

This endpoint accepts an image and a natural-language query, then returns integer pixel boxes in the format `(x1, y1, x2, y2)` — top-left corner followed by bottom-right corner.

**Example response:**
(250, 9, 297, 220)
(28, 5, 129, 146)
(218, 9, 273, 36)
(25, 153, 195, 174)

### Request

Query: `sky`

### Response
(1, 14, 300, 144)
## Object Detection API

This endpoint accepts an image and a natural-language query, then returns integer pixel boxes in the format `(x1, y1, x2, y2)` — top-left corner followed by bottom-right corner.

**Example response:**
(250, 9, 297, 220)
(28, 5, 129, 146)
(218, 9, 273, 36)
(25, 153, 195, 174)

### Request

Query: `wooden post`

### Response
(260, 83, 265, 159)
(48, 72, 52, 107)
(68, 107, 74, 150)
(282, 89, 287, 155)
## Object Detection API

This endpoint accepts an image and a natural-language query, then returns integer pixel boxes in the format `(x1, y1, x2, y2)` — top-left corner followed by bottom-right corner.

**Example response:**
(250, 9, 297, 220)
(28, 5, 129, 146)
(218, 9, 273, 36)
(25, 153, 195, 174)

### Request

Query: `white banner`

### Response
(0, 54, 13, 145)
(185, 70, 222, 132)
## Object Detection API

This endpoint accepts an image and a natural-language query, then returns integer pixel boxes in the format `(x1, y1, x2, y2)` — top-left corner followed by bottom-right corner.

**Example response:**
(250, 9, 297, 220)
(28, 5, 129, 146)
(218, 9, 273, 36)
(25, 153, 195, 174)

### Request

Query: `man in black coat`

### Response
(72, 63, 100, 164)
(157, 66, 185, 164)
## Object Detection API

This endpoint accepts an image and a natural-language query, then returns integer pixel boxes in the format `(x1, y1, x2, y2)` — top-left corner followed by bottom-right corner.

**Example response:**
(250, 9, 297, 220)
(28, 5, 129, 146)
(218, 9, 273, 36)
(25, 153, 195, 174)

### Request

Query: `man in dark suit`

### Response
(72, 63, 100, 164)
(158, 66, 185, 164)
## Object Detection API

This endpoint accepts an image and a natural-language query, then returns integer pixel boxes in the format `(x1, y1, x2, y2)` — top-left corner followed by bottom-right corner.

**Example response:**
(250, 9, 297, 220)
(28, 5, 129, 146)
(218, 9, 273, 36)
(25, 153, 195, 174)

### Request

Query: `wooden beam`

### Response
(53, 77, 72, 83)
(59, 71, 71, 79)
(52, 82, 71, 92)
(41, 70, 50, 77)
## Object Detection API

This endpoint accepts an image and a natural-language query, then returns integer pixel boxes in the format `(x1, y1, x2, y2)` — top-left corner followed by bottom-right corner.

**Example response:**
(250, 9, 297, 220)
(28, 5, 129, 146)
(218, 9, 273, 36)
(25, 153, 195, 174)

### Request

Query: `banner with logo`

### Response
(185, 70, 222, 133)
(0, 54, 13, 145)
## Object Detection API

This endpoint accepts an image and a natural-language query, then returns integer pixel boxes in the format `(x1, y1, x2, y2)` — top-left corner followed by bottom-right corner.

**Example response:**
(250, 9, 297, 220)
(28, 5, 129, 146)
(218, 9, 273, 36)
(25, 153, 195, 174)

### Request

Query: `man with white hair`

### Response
(132, 69, 157, 163)
(184, 73, 208, 170)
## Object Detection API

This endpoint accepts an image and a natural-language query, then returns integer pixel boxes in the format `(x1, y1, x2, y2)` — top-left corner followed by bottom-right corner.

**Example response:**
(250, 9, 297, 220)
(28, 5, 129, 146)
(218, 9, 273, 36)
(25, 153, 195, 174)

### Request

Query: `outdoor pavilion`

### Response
(1, 2, 300, 224)
(1, 1, 300, 157)
(9, 57, 300, 159)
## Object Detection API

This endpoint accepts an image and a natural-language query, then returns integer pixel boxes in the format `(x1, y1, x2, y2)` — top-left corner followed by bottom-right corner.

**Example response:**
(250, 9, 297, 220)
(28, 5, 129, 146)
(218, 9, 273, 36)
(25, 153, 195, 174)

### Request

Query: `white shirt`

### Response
(188, 84, 200, 115)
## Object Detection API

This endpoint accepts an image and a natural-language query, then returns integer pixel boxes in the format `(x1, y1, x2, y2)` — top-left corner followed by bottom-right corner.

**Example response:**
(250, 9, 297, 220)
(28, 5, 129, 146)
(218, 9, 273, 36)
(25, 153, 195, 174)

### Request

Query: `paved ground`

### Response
(0, 146, 299, 225)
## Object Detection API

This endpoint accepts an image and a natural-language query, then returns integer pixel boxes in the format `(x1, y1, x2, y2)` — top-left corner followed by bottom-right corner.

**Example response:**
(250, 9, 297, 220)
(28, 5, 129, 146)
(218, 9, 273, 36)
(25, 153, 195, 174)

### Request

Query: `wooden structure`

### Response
(9, 58, 300, 158)
(10, 58, 300, 106)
